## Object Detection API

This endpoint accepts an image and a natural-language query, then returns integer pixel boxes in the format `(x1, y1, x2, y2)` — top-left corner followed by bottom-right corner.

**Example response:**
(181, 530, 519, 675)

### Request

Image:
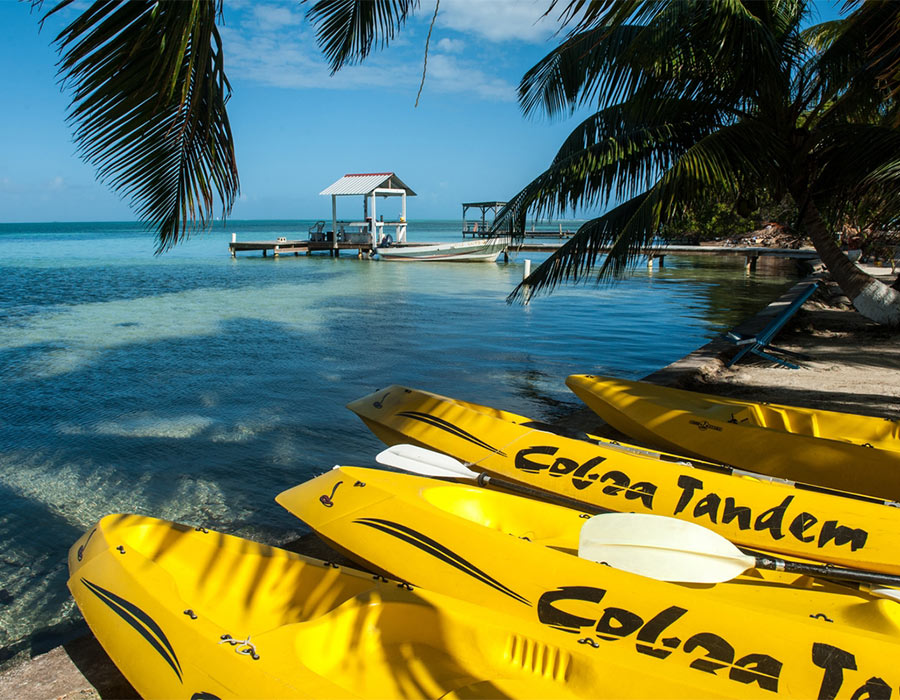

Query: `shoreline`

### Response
(557, 264, 900, 441)
(3, 265, 898, 698)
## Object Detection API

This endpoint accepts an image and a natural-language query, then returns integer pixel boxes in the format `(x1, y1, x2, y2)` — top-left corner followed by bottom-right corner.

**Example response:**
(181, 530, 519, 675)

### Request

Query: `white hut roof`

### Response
(320, 172, 416, 197)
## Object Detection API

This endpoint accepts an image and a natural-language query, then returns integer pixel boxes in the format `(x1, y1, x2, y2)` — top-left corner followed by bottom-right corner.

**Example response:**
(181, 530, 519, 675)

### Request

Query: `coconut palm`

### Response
(39, 0, 427, 251)
(42, 0, 239, 252)
(492, 0, 900, 325)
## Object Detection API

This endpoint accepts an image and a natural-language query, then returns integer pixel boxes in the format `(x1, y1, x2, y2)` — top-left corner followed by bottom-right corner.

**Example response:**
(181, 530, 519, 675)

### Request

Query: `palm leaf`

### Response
(305, 0, 420, 74)
(45, 0, 238, 252)
(521, 1, 793, 122)
(506, 195, 648, 303)
(813, 124, 900, 222)
(504, 119, 779, 302)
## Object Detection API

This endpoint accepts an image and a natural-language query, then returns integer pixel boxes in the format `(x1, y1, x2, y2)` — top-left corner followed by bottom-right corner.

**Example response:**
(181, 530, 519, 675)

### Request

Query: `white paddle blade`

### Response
(579, 513, 755, 584)
(869, 588, 900, 604)
(375, 444, 474, 479)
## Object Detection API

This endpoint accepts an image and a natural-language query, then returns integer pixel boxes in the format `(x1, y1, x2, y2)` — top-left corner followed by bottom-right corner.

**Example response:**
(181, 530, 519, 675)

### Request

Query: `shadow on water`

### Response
(0, 244, 801, 664)
(0, 318, 390, 664)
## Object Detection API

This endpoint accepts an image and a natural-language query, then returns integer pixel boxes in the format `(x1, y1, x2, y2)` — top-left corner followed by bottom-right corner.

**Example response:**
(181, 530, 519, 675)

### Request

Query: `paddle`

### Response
(580, 512, 900, 602)
(375, 444, 611, 514)
(376, 444, 900, 597)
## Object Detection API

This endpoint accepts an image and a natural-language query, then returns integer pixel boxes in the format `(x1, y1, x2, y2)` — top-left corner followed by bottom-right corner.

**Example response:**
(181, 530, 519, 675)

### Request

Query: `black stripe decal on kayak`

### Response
(81, 578, 182, 682)
(354, 518, 529, 606)
(395, 411, 507, 457)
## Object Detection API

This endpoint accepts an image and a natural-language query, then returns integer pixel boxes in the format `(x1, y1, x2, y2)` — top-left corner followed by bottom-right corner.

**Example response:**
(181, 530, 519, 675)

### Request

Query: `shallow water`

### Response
(0, 220, 798, 662)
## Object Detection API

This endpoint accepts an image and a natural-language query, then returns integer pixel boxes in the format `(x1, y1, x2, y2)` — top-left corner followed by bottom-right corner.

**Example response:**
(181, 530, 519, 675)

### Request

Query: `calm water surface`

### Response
(0, 220, 798, 662)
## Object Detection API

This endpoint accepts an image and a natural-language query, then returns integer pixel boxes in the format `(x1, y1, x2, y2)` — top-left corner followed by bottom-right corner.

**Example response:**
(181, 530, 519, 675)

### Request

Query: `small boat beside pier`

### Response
(231, 173, 510, 262)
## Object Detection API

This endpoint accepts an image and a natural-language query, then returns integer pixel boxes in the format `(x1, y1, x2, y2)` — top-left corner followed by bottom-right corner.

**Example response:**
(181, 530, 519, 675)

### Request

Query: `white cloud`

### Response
(437, 0, 557, 43)
(220, 24, 417, 91)
(251, 4, 302, 31)
(435, 37, 465, 53)
(426, 54, 516, 102)
(218, 0, 520, 102)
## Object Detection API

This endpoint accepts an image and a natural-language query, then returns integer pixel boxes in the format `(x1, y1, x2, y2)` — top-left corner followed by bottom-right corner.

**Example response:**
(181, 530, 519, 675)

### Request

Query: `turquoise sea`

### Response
(0, 219, 799, 664)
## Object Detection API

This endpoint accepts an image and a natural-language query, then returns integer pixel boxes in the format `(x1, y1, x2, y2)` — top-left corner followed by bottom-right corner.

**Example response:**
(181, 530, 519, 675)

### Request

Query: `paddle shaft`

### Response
(476, 473, 900, 589)
(753, 551, 900, 588)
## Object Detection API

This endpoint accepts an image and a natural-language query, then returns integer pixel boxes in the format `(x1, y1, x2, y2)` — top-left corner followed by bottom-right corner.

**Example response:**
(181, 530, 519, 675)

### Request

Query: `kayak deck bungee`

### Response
(279, 466, 900, 699)
(566, 374, 900, 502)
(346, 385, 900, 577)
(71, 514, 727, 699)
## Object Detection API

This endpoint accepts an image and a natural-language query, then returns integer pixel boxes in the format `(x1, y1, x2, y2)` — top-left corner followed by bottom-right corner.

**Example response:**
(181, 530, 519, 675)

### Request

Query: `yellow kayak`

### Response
(346, 385, 900, 576)
(279, 466, 900, 699)
(69, 514, 725, 699)
(566, 374, 900, 502)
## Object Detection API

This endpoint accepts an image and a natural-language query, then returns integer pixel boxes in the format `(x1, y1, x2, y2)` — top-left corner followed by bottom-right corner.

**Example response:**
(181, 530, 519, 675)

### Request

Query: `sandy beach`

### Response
(4, 265, 899, 698)
(681, 277, 900, 419)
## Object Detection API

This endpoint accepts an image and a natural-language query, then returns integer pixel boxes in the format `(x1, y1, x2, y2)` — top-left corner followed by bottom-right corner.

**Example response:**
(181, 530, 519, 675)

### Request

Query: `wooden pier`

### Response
(229, 234, 820, 271)
(508, 243, 820, 269)
(229, 239, 374, 258)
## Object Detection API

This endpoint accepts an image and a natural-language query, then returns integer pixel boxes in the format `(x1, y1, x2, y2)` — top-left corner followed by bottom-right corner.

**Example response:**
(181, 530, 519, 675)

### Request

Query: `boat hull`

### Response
(376, 237, 508, 262)
(69, 513, 724, 699)
(346, 384, 900, 576)
(566, 374, 900, 502)
(279, 466, 900, 699)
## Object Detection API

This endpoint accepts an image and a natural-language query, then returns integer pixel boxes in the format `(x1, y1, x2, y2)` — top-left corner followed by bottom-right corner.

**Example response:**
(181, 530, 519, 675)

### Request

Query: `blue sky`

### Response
(0, 0, 598, 223)
(0, 0, 844, 224)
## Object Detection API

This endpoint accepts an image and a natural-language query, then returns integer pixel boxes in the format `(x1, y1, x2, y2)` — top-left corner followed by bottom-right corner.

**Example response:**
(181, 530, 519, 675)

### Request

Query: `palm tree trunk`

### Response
(796, 196, 900, 326)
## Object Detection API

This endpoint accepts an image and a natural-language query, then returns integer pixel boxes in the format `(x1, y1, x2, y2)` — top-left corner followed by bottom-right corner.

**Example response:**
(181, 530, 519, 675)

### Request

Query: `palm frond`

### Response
(518, 24, 646, 118)
(812, 124, 900, 222)
(544, 0, 661, 35)
(843, 1, 900, 101)
(503, 119, 781, 303)
(506, 195, 649, 303)
(520, 1, 792, 121)
(304, 0, 420, 74)
(46, 0, 238, 252)
(802, 18, 845, 50)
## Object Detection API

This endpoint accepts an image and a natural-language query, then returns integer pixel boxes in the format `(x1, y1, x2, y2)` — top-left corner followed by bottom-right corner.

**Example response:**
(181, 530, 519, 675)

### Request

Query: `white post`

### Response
(331, 195, 337, 250)
(523, 259, 533, 306)
(400, 192, 407, 242)
(231, 232, 236, 243)
(371, 194, 378, 244)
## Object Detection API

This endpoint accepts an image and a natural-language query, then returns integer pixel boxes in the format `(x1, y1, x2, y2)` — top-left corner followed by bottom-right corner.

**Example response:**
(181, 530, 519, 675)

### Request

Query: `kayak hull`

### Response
(566, 374, 900, 502)
(279, 466, 900, 699)
(346, 385, 900, 576)
(69, 514, 727, 699)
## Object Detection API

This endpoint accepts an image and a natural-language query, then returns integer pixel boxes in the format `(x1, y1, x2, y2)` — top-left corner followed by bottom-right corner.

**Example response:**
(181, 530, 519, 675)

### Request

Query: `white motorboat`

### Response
(376, 236, 509, 262)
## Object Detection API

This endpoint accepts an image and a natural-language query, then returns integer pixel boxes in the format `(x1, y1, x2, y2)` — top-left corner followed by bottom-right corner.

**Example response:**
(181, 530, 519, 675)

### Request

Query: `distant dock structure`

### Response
(461, 201, 576, 239)
(461, 201, 505, 237)
(230, 172, 416, 258)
